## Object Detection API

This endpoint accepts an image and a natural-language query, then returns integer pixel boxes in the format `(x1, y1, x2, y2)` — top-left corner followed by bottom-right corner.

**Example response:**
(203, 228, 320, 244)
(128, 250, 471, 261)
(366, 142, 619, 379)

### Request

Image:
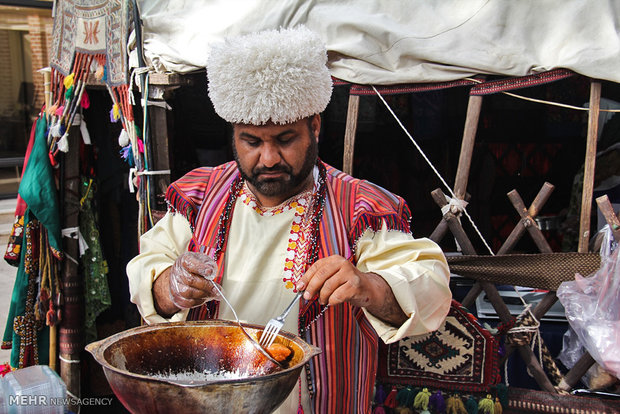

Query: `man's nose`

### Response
(260, 143, 281, 167)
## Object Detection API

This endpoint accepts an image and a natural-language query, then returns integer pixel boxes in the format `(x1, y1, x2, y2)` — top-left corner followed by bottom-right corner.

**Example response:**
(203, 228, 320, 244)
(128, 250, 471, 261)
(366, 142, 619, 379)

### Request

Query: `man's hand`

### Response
(295, 255, 407, 326)
(152, 251, 220, 318)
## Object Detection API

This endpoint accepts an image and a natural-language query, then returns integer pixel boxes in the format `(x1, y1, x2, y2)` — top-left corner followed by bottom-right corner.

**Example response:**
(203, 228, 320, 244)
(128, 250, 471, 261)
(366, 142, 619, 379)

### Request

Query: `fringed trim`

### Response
(373, 386, 510, 414)
(165, 184, 198, 230)
(1, 340, 12, 350)
(350, 212, 411, 250)
(49, 244, 63, 261)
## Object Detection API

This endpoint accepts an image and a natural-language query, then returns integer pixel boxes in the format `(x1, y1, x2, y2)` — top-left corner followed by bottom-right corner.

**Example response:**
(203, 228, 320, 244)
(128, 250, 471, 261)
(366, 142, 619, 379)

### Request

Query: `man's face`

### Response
(232, 115, 320, 206)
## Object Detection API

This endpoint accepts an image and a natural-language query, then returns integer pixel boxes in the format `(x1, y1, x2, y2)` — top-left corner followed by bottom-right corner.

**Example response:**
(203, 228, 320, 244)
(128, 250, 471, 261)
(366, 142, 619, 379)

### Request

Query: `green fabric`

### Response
(80, 177, 111, 343)
(2, 212, 49, 368)
(2, 219, 27, 363)
(2, 115, 57, 368)
(18, 117, 62, 253)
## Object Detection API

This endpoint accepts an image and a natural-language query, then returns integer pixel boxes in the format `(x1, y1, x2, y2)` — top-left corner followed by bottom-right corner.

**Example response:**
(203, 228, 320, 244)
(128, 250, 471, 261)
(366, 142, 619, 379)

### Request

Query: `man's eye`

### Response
(246, 140, 260, 147)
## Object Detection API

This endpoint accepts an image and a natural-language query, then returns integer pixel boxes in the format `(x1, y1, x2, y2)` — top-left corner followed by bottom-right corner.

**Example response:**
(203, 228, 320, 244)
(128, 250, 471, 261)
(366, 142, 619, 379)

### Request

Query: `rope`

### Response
(464, 77, 620, 112)
(372, 85, 496, 255)
(441, 194, 469, 216)
(128, 66, 151, 105)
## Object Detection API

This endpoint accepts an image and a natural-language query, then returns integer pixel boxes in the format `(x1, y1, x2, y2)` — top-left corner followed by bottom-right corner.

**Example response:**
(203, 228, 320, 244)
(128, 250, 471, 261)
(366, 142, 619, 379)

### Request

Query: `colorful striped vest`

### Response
(166, 161, 412, 413)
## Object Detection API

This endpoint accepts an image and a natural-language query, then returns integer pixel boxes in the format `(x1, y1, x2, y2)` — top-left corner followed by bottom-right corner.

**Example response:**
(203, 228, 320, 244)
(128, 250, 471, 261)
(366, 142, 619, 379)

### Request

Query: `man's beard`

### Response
(233, 139, 318, 199)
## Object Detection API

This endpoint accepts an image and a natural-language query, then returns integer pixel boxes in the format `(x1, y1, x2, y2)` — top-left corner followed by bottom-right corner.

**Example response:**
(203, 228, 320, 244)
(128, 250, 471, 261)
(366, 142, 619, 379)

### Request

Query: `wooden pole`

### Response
(578, 81, 601, 252)
(39, 66, 57, 372)
(559, 353, 597, 391)
(59, 127, 82, 412)
(49, 325, 57, 371)
(342, 94, 360, 175)
(502, 185, 554, 254)
(430, 94, 482, 239)
(454, 95, 483, 200)
(147, 97, 171, 215)
(596, 194, 620, 242)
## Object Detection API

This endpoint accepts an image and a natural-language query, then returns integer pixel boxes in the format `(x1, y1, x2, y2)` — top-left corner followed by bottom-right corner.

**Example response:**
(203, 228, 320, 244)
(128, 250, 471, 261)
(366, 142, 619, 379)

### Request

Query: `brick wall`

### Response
(0, 30, 13, 116)
(27, 13, 53, 112)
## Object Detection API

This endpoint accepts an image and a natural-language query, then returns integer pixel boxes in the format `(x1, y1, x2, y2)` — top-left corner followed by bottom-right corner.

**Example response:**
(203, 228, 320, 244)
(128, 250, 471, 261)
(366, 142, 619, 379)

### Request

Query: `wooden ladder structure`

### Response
(341, 77, 611, 393)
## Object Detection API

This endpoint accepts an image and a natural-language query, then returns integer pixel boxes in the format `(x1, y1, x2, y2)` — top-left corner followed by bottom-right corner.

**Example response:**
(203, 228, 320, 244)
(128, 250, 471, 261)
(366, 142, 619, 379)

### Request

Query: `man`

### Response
(127, 26, 451, 413)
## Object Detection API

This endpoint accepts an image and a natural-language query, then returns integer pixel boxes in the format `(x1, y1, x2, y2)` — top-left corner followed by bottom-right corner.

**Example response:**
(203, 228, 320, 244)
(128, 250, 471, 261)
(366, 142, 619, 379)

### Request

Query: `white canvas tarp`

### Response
(134, 0, 620, 85)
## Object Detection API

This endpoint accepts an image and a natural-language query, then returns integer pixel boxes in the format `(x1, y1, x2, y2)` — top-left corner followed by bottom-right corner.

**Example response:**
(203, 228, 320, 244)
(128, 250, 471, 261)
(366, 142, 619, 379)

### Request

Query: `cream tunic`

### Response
(127, 196, 451, 413)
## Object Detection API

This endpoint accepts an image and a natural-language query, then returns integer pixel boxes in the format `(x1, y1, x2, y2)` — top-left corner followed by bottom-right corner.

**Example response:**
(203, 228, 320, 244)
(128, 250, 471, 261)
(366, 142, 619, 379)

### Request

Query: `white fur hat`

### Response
(206, 26, 333, 125)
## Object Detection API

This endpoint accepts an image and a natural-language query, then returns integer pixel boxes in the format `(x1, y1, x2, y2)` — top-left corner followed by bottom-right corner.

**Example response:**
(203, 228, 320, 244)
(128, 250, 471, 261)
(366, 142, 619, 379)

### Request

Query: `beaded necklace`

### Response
(213, 161, 327, 288)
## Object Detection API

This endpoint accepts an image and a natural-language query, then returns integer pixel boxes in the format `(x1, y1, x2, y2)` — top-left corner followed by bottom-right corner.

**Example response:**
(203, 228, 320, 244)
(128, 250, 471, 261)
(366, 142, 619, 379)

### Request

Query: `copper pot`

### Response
(86, 320, 320, 414)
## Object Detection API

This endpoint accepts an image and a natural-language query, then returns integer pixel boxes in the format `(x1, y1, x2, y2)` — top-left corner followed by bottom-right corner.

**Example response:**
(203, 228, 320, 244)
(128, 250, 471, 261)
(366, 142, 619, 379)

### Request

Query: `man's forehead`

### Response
(233, 119, 307, 136)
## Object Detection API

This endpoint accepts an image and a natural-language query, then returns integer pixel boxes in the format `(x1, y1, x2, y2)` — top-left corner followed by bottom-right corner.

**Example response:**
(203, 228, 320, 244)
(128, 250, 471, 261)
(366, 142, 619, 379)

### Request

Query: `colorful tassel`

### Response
(47, 103, 58, 117)
(493, 384, 508, 409)
(112, 103, 121, 121)
(478, 394, 494, 414)
(493, 398, 502, 414)
(430, 391, 446, 413)
(413, 388, 431, 411)
(65, 85, 74, 101)
(80, 90, 90, 109)
(373, 406, 386, 414)
(57, 132, 69, 153)
(465, 396, 478, 414)
(396, 386, 415, 407)
(118, 129, 129, 147)
(63, 72, 75, 89)
(46, 308, 57, 326)
(102, 64, 108, 82)
(384, 386, 398, 409)
(137, 138, 144, 153)
(374, 384, 387, 405)
(446, 394, 467, 414)
(50, 122, 63, 138)
(55, 105, 65, 116)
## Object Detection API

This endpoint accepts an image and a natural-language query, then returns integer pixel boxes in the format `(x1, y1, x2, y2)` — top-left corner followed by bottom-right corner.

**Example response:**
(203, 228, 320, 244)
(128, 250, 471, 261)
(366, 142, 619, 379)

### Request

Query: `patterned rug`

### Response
(377, 300, 500, 392)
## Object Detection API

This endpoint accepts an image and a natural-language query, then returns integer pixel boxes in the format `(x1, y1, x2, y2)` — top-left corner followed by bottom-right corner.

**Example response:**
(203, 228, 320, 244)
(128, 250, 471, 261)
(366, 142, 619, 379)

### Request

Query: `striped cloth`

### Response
(166, 160, 412, 413)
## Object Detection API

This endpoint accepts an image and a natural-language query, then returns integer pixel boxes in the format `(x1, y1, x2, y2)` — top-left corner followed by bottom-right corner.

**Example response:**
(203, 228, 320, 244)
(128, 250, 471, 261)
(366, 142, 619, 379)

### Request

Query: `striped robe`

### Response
(166, 161, 412, 413)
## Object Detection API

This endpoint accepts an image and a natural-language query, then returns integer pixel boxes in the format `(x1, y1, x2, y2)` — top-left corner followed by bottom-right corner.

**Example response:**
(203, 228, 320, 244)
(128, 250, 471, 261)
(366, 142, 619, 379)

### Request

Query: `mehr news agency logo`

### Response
(8, 394, 113, 407)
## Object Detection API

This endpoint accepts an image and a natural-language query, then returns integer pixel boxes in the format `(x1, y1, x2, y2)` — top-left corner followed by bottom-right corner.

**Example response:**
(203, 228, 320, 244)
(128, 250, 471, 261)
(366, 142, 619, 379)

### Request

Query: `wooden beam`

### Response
(596, 194, 620, 242)
(343, 94, 360, 175)
(578, 81, 601, 252)
(559, 353, 596, 391)
(454, 95, 483, 199)
(147, 103, 171, 211)
(59, 127, 82, 413)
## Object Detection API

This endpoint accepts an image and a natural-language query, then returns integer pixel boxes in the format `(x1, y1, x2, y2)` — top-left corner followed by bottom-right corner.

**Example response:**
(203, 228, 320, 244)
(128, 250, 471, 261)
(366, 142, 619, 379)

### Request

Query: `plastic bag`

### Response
(557, 225, 620, 379)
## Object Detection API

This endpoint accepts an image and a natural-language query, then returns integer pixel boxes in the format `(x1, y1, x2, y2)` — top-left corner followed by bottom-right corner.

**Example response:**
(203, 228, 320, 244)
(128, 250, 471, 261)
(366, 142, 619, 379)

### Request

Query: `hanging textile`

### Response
(79, 177, 111, 344)
(2, 116, 62, 368)
(49, 0, 138, 165)
(4, 120, 38, 266)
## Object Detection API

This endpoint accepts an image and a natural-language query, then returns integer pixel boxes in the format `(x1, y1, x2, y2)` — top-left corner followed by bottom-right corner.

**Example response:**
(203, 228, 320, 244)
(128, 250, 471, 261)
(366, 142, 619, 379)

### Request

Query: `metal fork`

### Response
(259, 291, 304, 349)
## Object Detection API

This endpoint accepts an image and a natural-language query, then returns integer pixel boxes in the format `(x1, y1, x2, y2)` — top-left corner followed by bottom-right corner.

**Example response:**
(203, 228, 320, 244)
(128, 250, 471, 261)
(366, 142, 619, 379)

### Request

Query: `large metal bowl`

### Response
(86, 320, 320, 414)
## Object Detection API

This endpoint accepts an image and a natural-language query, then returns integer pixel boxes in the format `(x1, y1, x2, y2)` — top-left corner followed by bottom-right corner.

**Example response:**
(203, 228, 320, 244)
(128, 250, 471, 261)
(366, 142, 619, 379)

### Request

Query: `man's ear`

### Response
(311, 114, 321, 142)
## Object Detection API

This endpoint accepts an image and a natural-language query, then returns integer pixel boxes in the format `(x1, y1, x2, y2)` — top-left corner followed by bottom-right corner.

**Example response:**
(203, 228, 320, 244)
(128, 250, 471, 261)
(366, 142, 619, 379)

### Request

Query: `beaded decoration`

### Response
(214, 162, 328, 291)
(238, 181, 315, 290)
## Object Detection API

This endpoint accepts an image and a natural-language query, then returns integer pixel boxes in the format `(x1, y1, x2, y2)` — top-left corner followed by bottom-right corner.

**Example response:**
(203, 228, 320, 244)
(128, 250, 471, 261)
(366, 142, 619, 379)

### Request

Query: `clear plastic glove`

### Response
(169, 251, 221, 309)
